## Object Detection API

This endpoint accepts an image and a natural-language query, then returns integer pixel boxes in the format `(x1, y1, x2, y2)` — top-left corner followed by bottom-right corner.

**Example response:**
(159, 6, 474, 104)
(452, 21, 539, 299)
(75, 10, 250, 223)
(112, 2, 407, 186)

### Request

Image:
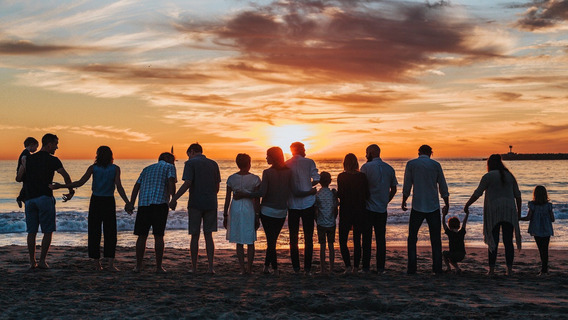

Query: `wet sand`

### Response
(1, 245, 568, 319)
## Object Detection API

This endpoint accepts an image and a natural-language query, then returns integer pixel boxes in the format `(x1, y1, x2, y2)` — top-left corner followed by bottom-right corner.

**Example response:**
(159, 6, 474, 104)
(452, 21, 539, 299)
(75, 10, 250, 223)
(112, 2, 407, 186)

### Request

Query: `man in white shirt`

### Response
(402, 145, 449, 275)
(360, 144, 397, 273)
(286, 142, 320, 274)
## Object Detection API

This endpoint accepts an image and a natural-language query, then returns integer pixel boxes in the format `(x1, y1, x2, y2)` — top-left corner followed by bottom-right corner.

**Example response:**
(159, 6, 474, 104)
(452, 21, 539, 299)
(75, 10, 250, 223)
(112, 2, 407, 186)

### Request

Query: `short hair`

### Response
(23, 137, 39, 147)
(448, 217, 460, 229)
(319, 171, 331, 187)
(418, 145, 432, 156)
(41, 133, 58, 146)
(95, 146, 113, 167)
(343, 153, 359, 172)
(290, 142, 305, 155)
(187, 143, 203, 154)
(366, 144, 381, 158)
(235, 153, 251, 170)
(158, 152, 175, 164)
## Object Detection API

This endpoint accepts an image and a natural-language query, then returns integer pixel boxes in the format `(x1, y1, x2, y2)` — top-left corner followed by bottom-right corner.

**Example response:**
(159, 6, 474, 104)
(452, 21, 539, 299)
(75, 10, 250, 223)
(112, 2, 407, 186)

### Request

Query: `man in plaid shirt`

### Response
(128, 152, 176, 273)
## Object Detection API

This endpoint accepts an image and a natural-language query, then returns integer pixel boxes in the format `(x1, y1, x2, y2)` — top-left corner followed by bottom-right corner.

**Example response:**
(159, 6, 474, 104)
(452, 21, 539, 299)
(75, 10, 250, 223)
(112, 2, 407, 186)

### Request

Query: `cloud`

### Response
(514, 0, 568, 31)
(0, 40, 86, 55)
(493, 92, 523, 101)
(177, 0, 511, 84)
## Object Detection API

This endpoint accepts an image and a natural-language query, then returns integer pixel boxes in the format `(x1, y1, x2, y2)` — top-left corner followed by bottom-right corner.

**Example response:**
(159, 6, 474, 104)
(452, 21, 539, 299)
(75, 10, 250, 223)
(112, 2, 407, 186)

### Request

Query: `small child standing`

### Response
(442, 210, 469, 274)
(315, 171, 338, 274)
(223, 153, 261, 275)
(16, 137, 39, 208)
(521, 185, 554, 276)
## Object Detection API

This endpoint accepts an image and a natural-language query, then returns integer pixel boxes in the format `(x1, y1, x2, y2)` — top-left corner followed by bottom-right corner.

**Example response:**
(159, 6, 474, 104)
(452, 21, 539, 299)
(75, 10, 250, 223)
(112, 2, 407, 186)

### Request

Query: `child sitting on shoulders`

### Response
(442, 210, 469, 274)
(16, 137, 39, 208)
(315, 171, 338, 274)
(520, 185, 555, 276)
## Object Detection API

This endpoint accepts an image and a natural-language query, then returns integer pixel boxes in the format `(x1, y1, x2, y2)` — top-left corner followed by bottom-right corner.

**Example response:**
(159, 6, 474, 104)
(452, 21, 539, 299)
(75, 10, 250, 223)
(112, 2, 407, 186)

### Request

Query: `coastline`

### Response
(2, 245, 568, 319)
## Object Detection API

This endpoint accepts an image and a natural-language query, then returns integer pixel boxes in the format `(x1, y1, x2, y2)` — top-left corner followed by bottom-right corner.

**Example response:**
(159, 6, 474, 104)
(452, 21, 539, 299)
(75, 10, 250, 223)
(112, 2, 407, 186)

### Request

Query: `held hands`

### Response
(62, 189, 75, 202)
(125, 202, 134, 215)
(401, 200, 408, 211)
(463, 205, 470, 214)
(442, 205, 449, 216)
(168, 199, 177, 211)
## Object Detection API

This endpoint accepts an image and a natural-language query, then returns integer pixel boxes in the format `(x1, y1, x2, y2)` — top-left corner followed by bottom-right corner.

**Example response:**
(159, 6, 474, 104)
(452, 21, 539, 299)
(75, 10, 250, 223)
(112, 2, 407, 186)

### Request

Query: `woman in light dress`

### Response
(464, 154, 522, 276)
(223, 153, 261, 274)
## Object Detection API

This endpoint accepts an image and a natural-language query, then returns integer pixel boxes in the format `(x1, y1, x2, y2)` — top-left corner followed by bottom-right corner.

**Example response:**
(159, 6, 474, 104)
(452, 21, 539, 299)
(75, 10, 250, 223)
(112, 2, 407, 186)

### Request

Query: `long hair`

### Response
(486, 154, 510, 185)
(95, 146, 113, 167)
(533, 185, 549, 205)
(267, 147, 286, 169)
(343, 153, 359, 172)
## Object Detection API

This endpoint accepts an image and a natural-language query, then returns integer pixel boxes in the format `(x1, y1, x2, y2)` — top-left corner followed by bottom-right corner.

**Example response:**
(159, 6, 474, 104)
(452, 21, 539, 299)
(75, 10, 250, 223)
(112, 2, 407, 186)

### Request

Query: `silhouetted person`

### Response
(442, 210, 469, 274)
(51, 146, 130, 271)
(16, 137, 39, 208)
(128, 152, 176, 273)
(402, 145, 449, 275)
(285, 142, 320, 275)
(170, 143, 221, 274)
(464, 154, 521, 276)
(16, 133, 74, 270)
(337, 153, 370, 273)
(360, 144, 397, 273)
(315, 171, 338, 274)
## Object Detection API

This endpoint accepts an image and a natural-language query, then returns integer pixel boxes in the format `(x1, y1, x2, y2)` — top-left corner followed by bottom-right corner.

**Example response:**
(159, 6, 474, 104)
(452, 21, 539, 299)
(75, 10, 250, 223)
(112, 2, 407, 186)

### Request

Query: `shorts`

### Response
(134, 204, 168, 236)
(25, 196, 56, 233)
(443, 250, 465, 263)
(317, 225, 336, 244)
(188, 207, 217, 235)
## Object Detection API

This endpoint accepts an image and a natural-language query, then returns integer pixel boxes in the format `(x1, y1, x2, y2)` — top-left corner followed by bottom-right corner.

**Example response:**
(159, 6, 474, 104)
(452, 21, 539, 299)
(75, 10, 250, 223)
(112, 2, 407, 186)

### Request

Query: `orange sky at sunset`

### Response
(1, 0, 568, 160)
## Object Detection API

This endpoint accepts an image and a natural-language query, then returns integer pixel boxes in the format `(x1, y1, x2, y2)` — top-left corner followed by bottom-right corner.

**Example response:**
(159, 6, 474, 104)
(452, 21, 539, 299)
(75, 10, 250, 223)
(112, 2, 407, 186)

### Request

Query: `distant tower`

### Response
(509, 145, 513, 153)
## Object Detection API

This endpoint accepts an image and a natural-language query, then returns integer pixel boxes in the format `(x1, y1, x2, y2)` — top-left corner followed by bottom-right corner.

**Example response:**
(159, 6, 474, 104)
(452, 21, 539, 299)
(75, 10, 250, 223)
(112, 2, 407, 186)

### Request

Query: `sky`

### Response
(1, 0, 568, 160)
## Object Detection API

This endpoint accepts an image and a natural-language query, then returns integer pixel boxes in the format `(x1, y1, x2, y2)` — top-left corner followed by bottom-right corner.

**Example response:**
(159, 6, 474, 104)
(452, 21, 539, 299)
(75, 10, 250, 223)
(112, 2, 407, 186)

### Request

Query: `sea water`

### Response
(1, 159, 567, 250)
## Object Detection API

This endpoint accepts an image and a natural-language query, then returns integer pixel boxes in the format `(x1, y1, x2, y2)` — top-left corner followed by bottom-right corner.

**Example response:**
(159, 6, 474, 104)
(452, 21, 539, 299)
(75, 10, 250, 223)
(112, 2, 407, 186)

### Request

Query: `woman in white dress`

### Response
(223, 153, 261, 274)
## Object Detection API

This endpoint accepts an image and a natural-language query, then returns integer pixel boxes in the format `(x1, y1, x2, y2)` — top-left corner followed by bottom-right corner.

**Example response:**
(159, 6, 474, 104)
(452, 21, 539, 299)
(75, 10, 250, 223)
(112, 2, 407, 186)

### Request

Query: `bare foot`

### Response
(107, 265, 120, 272)
(353, 267, 359, 274)
(133, 265, 143, 273)
(156, 266, 167, 274)
(37, 261, 49, 269)
(263, 266, 271, 274)
(207, 268, 216, 275)
(505, 267, 513, 276)
(94, 260, 103, 271)
(26, 263, 38, 273)
(343, 267, 353, 275)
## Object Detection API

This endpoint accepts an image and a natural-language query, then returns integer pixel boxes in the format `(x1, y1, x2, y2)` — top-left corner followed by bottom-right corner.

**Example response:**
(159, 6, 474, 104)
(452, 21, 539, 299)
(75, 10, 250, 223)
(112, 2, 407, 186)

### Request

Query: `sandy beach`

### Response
(2, 245, 568, 319)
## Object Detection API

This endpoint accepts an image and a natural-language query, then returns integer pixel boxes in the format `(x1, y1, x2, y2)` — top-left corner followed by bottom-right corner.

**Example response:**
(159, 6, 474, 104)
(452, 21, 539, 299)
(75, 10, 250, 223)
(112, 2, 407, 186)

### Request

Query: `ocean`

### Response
(1, 158, 567, 250)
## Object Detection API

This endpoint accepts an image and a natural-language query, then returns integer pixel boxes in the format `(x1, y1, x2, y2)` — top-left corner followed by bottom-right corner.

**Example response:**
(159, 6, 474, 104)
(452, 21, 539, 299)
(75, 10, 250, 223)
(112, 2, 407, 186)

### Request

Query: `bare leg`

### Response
(134, 235, 147, 272)
(93, 258, 102, 271)
(320, 242, 327, 274)
(38, 232, 52, 269)
(443, 255, 452, 272)
(236, 244, 246, 274)
(107, 258, 119, 271)
(247, 244, 255, 274)
(155, 235, 166, 273)
(328, 241, 335, 273)
(204, 232, 215, 274)
(27, 233, 37, 269)
(190, 233, 200, 273)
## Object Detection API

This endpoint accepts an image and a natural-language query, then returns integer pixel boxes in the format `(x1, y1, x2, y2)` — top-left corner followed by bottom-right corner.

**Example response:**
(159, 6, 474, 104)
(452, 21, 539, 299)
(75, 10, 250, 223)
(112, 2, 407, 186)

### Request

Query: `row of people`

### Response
(16, 134, 554, 275)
